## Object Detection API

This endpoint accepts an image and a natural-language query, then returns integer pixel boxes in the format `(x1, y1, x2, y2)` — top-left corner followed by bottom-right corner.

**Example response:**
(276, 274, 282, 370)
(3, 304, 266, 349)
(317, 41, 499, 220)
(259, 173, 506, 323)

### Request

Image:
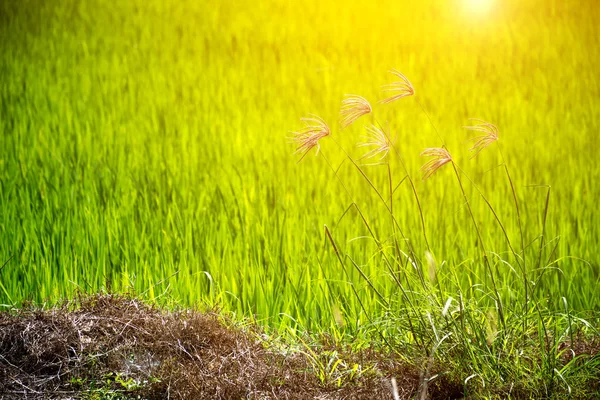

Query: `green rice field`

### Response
(1, 0, 599, 396)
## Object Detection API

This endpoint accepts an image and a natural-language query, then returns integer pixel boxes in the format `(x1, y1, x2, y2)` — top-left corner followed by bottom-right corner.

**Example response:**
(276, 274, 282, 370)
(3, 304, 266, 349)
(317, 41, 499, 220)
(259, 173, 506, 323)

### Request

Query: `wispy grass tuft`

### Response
(340, 95, 372, 129)
(290, 115, 331, 162)
(290, 69, 600, 398)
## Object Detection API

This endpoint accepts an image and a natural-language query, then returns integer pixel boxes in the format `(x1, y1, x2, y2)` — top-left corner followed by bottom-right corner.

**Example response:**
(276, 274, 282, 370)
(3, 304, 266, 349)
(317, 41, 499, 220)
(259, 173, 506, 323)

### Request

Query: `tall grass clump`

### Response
(290, 70, 600, 398)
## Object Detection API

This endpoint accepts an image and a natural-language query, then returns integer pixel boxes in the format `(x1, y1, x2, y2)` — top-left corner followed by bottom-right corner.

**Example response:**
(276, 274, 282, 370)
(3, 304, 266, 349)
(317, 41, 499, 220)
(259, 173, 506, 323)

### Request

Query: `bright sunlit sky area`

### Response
(464, 0, 495, 14)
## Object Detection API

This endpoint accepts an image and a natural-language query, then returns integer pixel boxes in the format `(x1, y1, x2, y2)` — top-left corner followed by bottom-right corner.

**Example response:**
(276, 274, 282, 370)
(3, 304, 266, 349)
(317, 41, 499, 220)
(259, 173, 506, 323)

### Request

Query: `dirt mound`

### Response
(0, 295, 452, 399)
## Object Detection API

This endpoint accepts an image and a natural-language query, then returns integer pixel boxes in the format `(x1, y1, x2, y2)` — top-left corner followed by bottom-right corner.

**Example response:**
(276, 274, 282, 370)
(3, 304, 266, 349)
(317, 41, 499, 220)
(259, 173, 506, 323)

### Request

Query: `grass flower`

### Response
(380, 69, 415, 104)
(420, 147, 452, 179)
(358, 124, 391, 160)
(290, 115, 331, 161)
(463, 119, 499, 157)
(339, 95, 372, 128)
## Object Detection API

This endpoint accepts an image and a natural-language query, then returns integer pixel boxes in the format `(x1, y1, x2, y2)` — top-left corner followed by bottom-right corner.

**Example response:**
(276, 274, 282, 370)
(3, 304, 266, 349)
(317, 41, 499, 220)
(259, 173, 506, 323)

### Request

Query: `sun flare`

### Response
(464, 0, 495, 14)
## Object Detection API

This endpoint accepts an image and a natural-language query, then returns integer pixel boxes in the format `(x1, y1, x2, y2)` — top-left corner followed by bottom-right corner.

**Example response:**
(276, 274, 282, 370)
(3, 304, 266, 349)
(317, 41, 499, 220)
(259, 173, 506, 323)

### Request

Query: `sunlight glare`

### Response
(464, 0, 495, 15)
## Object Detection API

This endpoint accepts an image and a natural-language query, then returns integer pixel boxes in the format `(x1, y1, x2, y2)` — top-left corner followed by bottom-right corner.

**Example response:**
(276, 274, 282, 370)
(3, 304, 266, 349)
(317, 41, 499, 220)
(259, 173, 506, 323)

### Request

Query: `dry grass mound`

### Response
(0, 294, 462, 399)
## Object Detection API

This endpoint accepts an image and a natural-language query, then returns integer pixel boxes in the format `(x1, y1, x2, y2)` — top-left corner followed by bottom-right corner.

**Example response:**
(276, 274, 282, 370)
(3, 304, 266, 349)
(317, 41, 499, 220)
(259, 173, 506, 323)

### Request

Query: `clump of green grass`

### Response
(290, 71, 600, 397)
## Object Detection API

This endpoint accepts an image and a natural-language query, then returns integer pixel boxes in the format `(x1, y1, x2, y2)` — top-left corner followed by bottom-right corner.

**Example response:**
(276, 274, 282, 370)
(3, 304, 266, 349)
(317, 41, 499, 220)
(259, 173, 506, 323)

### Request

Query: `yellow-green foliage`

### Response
(0, 0, 598, 332)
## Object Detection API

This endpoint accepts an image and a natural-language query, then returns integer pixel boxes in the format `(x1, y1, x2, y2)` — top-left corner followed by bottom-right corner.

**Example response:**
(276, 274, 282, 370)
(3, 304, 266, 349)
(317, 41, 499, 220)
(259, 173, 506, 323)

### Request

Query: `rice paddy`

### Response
(1, 0, 599, 397)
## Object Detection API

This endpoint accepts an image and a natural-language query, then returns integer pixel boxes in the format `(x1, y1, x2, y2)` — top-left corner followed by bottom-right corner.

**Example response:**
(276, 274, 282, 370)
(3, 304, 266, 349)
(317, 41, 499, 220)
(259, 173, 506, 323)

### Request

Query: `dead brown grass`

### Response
(0, 294, 463, 399)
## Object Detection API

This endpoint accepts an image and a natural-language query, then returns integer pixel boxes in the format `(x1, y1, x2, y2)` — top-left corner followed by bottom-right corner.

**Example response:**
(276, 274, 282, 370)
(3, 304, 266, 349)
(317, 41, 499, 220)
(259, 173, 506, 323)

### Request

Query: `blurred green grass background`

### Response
(1, 0, 599, 333)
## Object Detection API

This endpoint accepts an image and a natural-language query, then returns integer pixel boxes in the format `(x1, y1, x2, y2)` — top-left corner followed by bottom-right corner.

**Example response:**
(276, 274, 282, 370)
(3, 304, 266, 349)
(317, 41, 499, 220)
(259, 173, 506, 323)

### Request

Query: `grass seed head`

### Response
(380, 69, 415, 104)
(339, 94, 372, 128)
(290, 115, 331, 162)
(463, 119, 499, 157)
(358, 124, 391, 160)
(420, 147, 452, 179)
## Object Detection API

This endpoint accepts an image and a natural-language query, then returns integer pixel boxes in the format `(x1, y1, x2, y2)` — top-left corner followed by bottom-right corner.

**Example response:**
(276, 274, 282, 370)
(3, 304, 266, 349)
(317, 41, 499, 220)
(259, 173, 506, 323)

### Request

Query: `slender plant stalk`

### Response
(496, 142, 529, 323)
(372, 116, 432, 254)
(324, 225, 395, 350)
(415, 96, 446, 146)
(451, 162, 506, 329)
(319, 150, 429, 346)
(414, 98, 508, 330)
(329, 138, 423, 272)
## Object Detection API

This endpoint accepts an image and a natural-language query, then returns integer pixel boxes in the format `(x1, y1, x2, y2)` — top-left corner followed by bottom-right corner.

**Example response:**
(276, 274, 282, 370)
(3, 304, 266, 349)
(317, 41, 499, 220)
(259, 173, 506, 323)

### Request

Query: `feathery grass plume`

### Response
(420, 147, 452, 179)
(290, 115, 330, 162)
(358, 124, 391, 160)
(339, 95, 372, 128)
(380, 69, 415, 104)
(463, 119, 499, 157)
